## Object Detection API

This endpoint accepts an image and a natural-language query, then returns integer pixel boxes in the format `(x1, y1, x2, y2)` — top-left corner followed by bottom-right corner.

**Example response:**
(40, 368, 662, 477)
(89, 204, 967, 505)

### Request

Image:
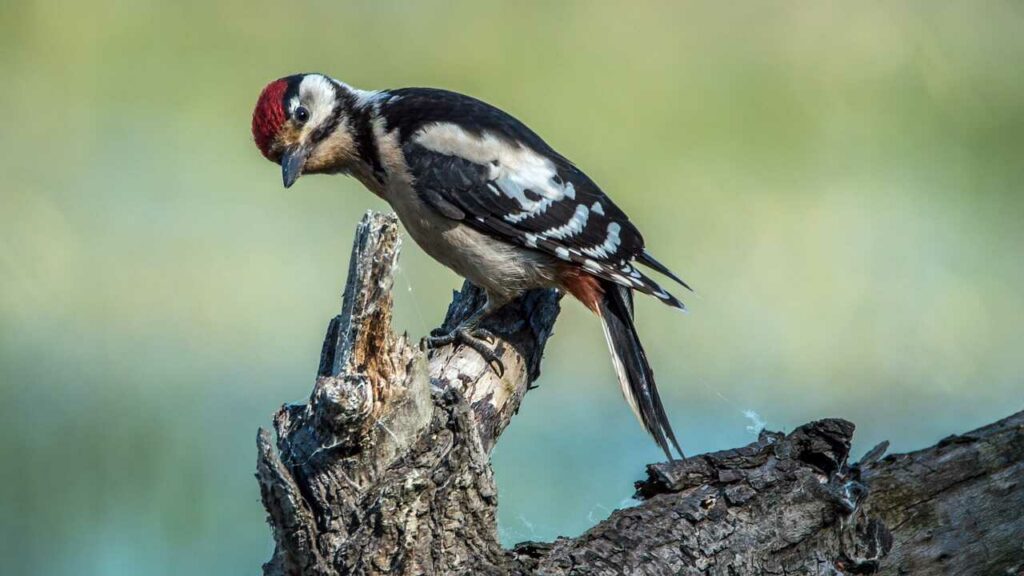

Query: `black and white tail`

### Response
(597, 280, 684, 460)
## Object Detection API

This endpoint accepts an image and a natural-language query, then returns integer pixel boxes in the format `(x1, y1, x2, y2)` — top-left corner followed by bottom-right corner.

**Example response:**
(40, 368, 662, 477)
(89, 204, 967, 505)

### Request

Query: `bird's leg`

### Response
(425, 292, 508, 375)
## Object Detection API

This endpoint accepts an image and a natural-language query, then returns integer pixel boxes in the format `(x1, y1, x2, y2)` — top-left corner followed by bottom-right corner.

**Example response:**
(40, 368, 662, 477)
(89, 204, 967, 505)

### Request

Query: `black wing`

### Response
(384, 88, 688, 307)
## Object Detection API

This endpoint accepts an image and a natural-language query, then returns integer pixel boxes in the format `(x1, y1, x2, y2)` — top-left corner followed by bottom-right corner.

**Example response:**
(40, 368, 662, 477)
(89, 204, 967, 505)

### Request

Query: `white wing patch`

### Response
(415, 123, 575, 214)
(411, 122, 687, 310)
(412, 122, 667, 298)
(415, 123, 633, 262)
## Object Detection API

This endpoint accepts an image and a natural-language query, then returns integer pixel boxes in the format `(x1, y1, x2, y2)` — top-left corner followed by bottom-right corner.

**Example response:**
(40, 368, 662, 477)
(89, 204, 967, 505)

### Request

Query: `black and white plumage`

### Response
(388, 88, 688, 308)
(252, 74, 692, 459)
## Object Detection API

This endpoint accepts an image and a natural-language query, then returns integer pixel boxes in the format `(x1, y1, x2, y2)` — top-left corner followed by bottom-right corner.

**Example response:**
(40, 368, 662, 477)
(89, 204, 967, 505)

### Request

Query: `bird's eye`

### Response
(295, 106, 310, 123)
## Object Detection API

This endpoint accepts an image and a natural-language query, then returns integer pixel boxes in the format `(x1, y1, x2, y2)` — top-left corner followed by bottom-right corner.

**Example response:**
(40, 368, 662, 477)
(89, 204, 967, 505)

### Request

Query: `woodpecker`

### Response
(252, 73, 692, 459)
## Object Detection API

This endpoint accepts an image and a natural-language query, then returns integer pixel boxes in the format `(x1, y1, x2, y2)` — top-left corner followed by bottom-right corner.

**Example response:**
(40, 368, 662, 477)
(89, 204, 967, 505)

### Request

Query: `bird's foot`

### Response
(424, 327, 505, 376)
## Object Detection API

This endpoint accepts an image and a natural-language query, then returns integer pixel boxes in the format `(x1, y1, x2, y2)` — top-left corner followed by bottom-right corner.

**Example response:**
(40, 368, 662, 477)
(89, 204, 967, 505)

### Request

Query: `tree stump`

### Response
(257, 212, 1024, 575)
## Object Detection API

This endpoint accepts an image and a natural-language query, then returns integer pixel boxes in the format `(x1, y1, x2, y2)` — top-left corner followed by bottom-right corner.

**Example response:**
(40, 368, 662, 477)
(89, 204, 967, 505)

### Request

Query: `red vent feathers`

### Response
(252, 79, 289, 160)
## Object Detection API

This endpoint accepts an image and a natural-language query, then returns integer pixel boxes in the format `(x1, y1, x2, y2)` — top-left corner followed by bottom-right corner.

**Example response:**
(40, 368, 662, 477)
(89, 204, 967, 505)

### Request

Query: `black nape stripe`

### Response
(282, 74, 303, 107)
(351, 104, 384, 183)
(309, 82, 385, 183)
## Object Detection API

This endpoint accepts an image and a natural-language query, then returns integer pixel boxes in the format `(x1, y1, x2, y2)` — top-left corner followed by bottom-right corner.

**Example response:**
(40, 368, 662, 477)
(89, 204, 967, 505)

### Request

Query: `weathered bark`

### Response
(521, 411, 1024, 575)
(257, 211, 560, 576)
(257, 212, 1023, 576)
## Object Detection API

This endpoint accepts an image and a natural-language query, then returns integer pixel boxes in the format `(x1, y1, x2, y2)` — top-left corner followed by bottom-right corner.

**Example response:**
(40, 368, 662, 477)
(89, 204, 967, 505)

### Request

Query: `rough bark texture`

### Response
(258, 211, 1024, 576)
(521, 412, 1023, 575)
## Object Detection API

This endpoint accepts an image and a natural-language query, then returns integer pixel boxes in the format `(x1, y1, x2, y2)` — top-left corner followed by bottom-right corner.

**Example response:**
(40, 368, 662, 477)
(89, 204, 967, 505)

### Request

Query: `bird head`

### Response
(252, 73, 360, 188)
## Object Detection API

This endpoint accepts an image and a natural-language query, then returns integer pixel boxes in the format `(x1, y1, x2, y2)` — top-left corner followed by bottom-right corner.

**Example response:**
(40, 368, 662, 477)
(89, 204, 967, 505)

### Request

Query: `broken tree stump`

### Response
(257, 211, 1024, 575)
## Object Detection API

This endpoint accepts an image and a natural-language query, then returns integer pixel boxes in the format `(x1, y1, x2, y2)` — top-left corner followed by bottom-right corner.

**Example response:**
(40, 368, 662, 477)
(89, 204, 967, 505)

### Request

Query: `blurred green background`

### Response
(2, 1, 1022, 573)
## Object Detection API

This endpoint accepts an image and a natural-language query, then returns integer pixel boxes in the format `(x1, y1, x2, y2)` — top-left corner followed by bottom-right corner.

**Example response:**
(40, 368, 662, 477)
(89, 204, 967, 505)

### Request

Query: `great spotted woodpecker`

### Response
(252, 73, 692, 459)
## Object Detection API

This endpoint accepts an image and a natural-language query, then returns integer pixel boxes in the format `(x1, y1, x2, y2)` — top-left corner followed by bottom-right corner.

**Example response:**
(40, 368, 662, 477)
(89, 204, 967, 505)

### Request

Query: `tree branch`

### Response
(257, 212, 560, 575)
(257, 212, 1023, 575)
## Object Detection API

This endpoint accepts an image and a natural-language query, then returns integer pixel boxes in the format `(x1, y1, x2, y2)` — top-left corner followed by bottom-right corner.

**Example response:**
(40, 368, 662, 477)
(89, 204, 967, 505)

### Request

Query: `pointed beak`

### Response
(281, 146, 310, 188)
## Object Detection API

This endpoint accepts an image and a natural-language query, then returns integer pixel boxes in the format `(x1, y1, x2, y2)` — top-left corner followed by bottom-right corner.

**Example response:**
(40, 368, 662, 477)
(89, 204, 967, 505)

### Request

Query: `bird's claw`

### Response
(424, 327, 504, 376)
(470, 328, 496, 344)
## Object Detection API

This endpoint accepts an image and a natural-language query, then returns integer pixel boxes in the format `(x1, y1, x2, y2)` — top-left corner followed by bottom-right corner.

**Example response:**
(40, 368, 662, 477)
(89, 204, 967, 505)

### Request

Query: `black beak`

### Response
(281, 147, 309, 189)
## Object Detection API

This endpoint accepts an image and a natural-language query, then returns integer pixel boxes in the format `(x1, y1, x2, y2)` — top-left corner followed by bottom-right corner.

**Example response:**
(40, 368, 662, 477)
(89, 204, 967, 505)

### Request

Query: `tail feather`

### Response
(597, 280, 684, 460)
(637, 249, 693, 293)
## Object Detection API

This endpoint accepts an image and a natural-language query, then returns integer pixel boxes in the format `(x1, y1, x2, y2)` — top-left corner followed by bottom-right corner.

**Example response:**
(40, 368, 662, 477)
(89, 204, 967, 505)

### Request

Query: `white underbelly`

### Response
(387, 191, 559, 299)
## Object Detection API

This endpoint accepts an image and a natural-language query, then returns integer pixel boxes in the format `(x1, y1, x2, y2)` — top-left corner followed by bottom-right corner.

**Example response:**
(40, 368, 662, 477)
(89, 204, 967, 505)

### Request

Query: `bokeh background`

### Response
(2, 1, 1023, 574)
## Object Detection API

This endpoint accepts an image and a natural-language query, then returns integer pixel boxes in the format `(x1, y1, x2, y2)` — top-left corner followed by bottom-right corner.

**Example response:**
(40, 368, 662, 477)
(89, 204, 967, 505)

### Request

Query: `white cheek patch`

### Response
(298, 74, 339, 134)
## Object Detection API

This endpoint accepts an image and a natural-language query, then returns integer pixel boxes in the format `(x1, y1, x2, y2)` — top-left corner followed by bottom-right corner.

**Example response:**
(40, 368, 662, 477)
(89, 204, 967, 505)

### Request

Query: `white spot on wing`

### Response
(581, 222, 623, 259)
(539, 204, 589, 240)
(591, 201, 604, 215)
(608, 222, 621, 243)
(555, 247, 570, 261)
(563, 182, 576, 200)
(505, 197, 555, 223)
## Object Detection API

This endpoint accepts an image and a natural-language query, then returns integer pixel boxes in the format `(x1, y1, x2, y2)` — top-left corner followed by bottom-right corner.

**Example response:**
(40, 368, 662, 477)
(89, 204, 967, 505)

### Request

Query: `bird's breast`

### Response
(385, 183, 560, 299)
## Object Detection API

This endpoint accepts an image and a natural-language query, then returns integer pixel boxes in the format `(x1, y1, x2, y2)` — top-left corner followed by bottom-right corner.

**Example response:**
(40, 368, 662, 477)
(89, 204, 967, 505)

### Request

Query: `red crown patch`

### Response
(252, 79, 289, 160)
